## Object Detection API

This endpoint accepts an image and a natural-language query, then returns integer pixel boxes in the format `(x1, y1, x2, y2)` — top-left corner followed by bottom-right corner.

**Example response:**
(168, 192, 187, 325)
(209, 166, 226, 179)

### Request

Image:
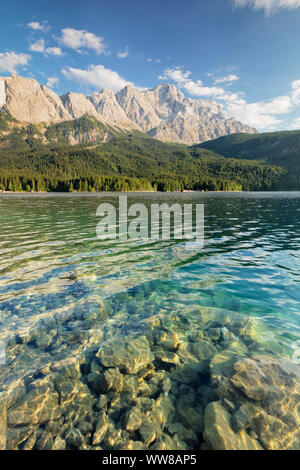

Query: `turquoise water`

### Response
(0, 192, 299, 450)
(0, 192, 299, 349)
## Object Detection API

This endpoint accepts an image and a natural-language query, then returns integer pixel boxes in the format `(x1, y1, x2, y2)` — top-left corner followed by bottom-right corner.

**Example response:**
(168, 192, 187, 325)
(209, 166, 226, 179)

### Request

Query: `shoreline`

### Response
(0, 189, 299, 195)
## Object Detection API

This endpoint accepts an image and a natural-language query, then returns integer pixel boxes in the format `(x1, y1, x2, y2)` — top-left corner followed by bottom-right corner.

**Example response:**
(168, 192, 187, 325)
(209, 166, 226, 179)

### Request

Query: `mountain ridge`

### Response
(0, 74, 256, 145)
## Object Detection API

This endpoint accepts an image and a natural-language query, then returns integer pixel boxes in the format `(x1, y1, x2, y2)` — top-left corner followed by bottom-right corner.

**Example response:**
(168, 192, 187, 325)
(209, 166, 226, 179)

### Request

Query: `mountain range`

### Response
(0, 74, 255, 145)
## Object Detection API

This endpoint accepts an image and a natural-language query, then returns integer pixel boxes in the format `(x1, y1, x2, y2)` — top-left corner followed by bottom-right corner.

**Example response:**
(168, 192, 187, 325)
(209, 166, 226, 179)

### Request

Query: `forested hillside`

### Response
(0, 129, 285, 192)
(196, 131, 300, 190)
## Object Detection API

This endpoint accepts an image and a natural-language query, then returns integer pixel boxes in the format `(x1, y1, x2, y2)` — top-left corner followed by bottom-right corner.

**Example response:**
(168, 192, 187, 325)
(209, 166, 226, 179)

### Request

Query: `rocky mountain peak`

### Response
(154, 82, 185, 100)
(116, 85, 161, 131)
(0, 74, 256, 144)
(88, 89, 134, 125)
(0, 74, 71, 123)
(60, 92, 99, 119)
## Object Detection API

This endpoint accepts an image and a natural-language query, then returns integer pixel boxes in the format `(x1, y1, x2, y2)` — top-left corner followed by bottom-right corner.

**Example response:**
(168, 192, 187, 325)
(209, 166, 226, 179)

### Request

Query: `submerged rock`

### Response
(34, 332, 53, 350)
(53, 436, 66, 450)
(209, 353, 300, 450)
(7, 389, 60, 427)
(203, 401, 263, 450)
(99, 368, 124, 393)
(139, 417, 158, 446)
(6, 426, 35, 450)
(153, 347, 180, 366)
(2, 289, 298, 452)
(124, 406, 143, 432)
(156, 329, 179, 351)
(176, 394, 204, 435)
(96, 394, 108, 411)
(151, 394, 175, 429)
(0, 395, 6, 450)
(210, 349, 244, 387)
(96, 336, 154, 375)
(167, 422, 198, 447)
(207, 328, 221, 342)
(231, 404, 253, 432)
(196, 384, 218, 408)
(21, 429, 38, 450)
(35, 431, 54, 450)
(87, 372, 103, 393)
(229, 356, 300, 450)
(92, 412, 109, 446)
(51, 357, 81, 379)
(64, 425, 85, 449)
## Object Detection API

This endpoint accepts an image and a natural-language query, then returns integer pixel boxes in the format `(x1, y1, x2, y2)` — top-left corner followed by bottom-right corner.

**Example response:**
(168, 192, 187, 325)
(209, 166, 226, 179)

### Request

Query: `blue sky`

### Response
(1, 0, 300, 130)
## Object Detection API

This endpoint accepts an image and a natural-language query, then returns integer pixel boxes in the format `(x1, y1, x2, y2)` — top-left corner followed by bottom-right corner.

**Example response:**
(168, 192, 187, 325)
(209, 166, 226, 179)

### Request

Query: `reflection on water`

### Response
(0, 192, 299, 450)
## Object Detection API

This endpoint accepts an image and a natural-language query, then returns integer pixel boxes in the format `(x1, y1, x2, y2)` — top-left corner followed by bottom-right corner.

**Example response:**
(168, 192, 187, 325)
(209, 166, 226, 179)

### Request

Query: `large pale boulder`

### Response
(203, 401, 263, 450)
(209, 352, 300, 450)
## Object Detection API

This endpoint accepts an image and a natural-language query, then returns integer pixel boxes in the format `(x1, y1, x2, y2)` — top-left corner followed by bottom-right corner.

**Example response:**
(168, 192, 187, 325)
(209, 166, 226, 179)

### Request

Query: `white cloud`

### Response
(29, 40, 63, 56)
(214, 74, 240, 85)
(46, 76, 59, 88)
(60, 28, 105, 54)
(225, 95, 293, 128)
(0, 51, 31, 73)
(27, 21, 43, 30)
(233, 0, 300, 16)
(159, 66, 298, 130)
(27, 21, 50, 32)
(159, 68, 225, 97)
(288, 117, 300, 129)
(117, 47, 129, 59)
(291, 79, 300, 105)
(46, 47, 63, 56)
(29, 39, 45, 53)
(147, 57, 160, 63)
(159, 68, 190, 84)
(62, 64, 134, 92)
(183, 81, 225, 97)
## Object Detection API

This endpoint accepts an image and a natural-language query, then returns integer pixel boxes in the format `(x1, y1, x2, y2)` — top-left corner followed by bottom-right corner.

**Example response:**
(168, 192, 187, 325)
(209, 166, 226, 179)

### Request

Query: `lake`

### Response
(0, 192, 299, 450)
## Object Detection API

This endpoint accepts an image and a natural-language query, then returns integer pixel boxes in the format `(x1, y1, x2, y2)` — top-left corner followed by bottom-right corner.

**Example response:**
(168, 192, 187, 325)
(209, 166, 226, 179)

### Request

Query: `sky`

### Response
(1, 0, 300, 131)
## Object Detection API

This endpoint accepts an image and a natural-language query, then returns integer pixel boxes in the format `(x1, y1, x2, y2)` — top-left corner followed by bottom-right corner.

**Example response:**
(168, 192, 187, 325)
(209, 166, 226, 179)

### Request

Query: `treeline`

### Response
(0, 172, 241, 192)
(0, 173, 154, 192)
(155, 178, 241, 192)
(0, 133, 285, 192)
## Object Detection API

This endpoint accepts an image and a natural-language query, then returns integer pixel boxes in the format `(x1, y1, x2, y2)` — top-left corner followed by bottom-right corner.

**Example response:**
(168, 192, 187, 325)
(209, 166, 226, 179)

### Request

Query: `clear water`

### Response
(0, 192, 299, 348)
(0, 192, 299, 449)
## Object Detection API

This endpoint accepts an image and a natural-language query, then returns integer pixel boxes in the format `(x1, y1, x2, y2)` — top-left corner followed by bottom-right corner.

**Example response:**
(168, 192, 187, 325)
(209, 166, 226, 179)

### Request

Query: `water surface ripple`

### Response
(0, 192, 299, 449)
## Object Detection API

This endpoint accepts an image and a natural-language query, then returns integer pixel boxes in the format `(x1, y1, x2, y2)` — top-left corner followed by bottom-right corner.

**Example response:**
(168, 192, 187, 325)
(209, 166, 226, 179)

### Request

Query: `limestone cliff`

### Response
(0, 75, 256, 144)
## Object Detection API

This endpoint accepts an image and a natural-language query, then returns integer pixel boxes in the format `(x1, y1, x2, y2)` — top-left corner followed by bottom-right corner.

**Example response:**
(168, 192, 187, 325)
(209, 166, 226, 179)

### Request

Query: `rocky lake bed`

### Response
(0, 279, 299, 451)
